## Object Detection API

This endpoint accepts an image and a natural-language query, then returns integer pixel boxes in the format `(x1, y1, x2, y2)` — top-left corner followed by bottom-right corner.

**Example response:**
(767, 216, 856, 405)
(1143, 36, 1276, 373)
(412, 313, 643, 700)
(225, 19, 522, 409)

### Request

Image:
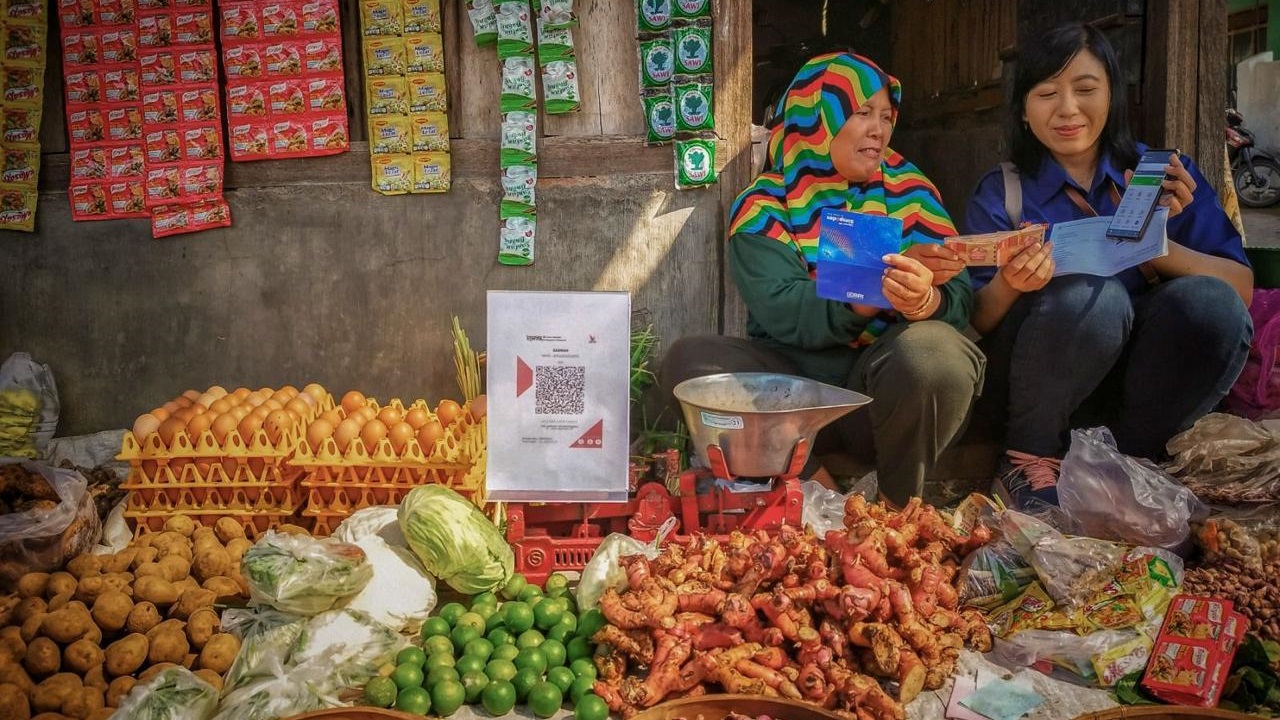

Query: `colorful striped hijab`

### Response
(729, 52, 956, 263)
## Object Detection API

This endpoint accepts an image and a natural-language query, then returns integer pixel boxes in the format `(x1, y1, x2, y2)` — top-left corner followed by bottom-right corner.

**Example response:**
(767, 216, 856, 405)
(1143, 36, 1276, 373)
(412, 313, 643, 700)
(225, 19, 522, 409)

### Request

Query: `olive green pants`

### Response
(655, 321, 985, 506)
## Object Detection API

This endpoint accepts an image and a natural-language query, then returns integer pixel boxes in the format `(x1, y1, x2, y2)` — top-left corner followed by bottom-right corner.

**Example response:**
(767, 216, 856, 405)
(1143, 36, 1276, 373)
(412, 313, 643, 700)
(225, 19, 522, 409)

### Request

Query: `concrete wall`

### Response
(1237, 52, 1280, 153)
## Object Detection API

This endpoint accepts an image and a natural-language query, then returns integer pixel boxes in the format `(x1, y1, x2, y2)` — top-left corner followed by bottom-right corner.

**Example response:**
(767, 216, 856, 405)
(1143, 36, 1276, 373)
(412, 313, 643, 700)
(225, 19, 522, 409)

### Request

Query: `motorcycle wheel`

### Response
(1236, 156, 1280, 208)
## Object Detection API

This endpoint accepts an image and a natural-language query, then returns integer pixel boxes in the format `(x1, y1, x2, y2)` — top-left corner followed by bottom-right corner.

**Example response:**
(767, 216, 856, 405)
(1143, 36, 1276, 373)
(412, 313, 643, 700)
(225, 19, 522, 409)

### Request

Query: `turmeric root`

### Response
(593, 625, 655, 665)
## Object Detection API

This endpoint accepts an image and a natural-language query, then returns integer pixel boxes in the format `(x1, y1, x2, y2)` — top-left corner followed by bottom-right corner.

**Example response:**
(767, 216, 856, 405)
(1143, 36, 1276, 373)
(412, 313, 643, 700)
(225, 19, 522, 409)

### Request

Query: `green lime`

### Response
(547, 624, 573, 644)
(425, 635, 456, 659)
(514, 646, 548, 675)
(492, 644, 520, 662)
(560, 596, 578, 616)
(575, 693, 609, 720)
(396, 686, 432, 715)
(485, 610, 507, 633)
(438, 602, 467, 627)
(533, 598, 566, 631)
(566, 636, 592, 662)
(391, 663, 425, 690)
(527, 681, 564, 718)
(500, 573, 528, 601)
(577, 609, 605, 640)
(555, 613, 578, 633)
(364, 676, 398, 708)
(545, 573, 569, 593)
(503, 602, 534, 633)
(455, 654, 487, 677)
(487, 627, 515, 646)
(481, 680, 517, 716)
(518, 585, 544, 603)
(547, 666, 576, 694)
(540, 638, 566, 668)
(464, 638, 495, 661)
(484, 657, 518, 683)
(397, 647, 427, 667)
(451, 625, 482, 654)
(547, 585, 570, 599)
(568, 676, 596, 705)
(431, 679, 466, 716)
(570, 658, 597, 680)
(516, 629, 545, 650)
(471, 590, 499, 608)
(472, 602, 498, 622)
(456, 612, 487, 633)
(426, 665, 461, 688)
(461, 669, 490, 704)
(511, 667, 541, 703)
(420, 616, 451, 641)
(426, 652, 457, 671)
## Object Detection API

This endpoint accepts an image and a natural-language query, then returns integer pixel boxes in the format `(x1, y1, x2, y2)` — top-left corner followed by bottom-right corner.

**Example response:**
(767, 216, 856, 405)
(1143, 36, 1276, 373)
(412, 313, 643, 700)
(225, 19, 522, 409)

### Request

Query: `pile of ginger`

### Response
(589, 496, 994, 720)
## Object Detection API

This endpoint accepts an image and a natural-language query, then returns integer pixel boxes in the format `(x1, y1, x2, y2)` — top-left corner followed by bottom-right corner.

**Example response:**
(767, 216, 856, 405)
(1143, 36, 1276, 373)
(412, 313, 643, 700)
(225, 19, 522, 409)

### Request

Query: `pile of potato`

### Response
(0, 516, 252, 720)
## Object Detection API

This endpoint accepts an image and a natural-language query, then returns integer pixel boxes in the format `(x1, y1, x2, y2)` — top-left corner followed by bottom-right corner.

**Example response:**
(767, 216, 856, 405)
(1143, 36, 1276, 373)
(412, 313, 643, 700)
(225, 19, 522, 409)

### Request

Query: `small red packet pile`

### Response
(1141, 594, 1247, 707)
(221, 0, 348, 161)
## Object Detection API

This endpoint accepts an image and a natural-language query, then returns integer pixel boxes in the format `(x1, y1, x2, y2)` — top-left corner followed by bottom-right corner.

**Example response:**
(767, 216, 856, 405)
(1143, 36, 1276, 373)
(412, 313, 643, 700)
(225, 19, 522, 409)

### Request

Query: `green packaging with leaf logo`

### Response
(500, 110, 537, 166)
(465, 0, 498, 46)
(642, 88, 676, 145)
(636, 0, 671, 33)
(495, 0, 534, 59)
(499, 211, 536, 265)
(674, 75, 713, 133)
(675, 137, 716, 189)
(541, 59, 580, 114)
(500, 56, 537, 112)
(672, 23, 711, 74)
(673, 0, 710, 20)
(639, 36, 674, 88)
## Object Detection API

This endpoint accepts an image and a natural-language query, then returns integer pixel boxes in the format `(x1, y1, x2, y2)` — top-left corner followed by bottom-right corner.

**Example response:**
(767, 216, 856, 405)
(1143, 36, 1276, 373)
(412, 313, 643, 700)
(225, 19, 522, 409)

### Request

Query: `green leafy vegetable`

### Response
(114, 667, 220, 720)
(240, 532, 373, 615)
(399, 485, 513, 593)
(1113, 669, 1158, 706)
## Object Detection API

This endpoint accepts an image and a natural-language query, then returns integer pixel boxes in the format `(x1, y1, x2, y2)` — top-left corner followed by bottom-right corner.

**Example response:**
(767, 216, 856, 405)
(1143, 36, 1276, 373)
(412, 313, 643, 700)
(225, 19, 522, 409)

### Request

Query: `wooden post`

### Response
(1196, 0, 1228, 197)
(715, 0, 754, 337)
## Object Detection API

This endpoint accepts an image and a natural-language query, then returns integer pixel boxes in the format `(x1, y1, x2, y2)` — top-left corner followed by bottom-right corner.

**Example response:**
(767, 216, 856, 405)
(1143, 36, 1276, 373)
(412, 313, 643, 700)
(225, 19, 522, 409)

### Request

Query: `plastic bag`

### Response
(1058, 427, 1206, 552)
(577, 517, 676, 611)
(240, 531, 373, 615)
(114, 666, 219, 720)
(1224, 288, 1280, 419)
(212, 666, 335, 720)
(1165, 413, 1280, 504)
(0, 460, 101, 588)
(0, 352, 59, 455)
(334, 507, 438, 632)
(994, 628, 1143, 683)
(289, 608, 404, 687)
(800, 476, 877, 536)
(222, 607, 307, 691)
(957, 538, 1036, 610)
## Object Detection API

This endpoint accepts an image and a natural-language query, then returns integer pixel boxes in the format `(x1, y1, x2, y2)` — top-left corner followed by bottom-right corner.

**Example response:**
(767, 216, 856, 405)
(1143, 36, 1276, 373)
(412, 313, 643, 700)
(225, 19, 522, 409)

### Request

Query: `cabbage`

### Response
(398, 485, 513, 593)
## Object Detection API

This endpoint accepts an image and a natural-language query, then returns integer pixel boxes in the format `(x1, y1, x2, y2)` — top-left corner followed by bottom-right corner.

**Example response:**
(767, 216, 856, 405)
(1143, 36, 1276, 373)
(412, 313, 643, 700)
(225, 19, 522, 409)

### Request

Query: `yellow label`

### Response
(0, 184, 36, 231)
(402, 0, 440, 33)
(363, 36, 404, 77)
(369, 114, 411, 155)
(359, 0, 402, 36)
(366, 76, 408, 116)
(404, 32, 443, 73)
(371, 153, 413, 195)
(410, 111, 448, 152)
(406, 72, 446, 113)
(412, 152, 450, 193)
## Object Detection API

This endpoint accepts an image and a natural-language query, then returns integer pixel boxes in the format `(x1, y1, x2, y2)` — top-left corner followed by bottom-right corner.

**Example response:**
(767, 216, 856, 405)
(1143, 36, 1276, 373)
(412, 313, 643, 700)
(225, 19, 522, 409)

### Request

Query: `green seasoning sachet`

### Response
(500, 110, 537, 166)
(495, 0, 534, 59)
(501, 162, 536, 206)
(499, 212, 536, 265)
(538, 0, 576, 29)
(466, 0, 498, 46)
(637, 0, 671, 33)
(638, 36, 674, 88)
(675, 137, 716, 189)
(536, 23, 575, 63)
(672, 23, 711, 74)
(541, 59, 580, 114)
(673, 0, 710, 20)
(641, 88, 676, 145)
(674, 75, 713, 133)
(500, 56, 537, 112)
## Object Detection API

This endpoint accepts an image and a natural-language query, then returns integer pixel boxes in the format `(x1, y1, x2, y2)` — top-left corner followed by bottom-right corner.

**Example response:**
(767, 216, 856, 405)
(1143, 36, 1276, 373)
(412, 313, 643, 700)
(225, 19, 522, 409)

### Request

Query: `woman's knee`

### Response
(1152, 276, 1252, 342)
(878, 322, 985, 397)
(1035, 275, 1133, 325)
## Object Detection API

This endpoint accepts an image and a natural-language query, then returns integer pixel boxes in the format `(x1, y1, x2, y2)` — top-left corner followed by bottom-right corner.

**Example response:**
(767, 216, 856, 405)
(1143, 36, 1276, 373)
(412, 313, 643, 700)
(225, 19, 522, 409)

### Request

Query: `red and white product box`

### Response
(1142, 594, 1249, 708)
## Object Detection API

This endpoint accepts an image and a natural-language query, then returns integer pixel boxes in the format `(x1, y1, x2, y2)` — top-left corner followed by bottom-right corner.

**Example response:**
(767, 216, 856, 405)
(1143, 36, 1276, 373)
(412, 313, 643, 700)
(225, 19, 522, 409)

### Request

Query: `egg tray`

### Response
(127, 510, 305, 540)
(124, 480, 305, 514)
(290, 411, 485, 470)
(122, 455, 306, 486)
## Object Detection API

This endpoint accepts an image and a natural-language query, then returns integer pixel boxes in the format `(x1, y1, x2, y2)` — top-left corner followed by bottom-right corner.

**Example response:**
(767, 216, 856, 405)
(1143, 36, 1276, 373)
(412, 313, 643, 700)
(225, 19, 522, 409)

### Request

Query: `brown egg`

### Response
(251, 405, 273, 420)
(334, 417, 363, 452)
(132, 413, 162, 443)
(211, 413, 239, 444)
(230, 405, 251, 421)
(286, 398, 312, 418)
(263, 398, 285, 412)
(280, 385, 300, 399)
(172, 406, 199, 423)
(436, 399, 462, 427)
(150, 406, 171, 421)
(174, 396, 193, 408)
(416, 420, 444, 451)
(232, 387, 251, 402)
(340, 390, 367, 415)
(182, 389, 201, 401)
(197, 393, 217, 408)
(245, 391, 267, 407)
(264, 410, 294, 444)
(355, 406, 378, 424)
(185, 412, 214, 441)
(296, 392, 318, 408)
(207, 385, 229, 398)
(157, 417, 187, 446)
(303, 383, 328, 404)
(307, 418, 335, 452)
(238, 413, 265, 444)
(320, 409, 344, 427)
(377, 406, 403, 427)
(162, 400, 183, 415)
(360, 419, 388, 454)
(404, 407, 430, 429)
(271, 390, 292, 405)
(469, 394, 488, 421)
(388, 422, 415, 454)
(209, 398, 233, 414)
(257, 386, 273, 395)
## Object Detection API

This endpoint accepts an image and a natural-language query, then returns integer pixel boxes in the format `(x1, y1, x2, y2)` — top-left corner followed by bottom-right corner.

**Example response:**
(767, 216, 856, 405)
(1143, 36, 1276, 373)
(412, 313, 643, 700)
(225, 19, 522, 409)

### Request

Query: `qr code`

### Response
(535, 365, 585, 415)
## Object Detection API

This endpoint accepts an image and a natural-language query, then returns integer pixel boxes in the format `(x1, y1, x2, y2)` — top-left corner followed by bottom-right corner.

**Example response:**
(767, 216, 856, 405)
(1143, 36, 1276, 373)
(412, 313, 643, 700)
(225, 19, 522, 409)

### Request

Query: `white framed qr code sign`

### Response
(485, 290, 631, 502)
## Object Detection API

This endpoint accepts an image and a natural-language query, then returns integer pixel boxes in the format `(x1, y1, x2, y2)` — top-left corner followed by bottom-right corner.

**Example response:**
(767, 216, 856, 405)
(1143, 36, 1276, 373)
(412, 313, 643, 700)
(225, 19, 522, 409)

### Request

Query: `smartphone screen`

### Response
(1106, 149, 1176, 240)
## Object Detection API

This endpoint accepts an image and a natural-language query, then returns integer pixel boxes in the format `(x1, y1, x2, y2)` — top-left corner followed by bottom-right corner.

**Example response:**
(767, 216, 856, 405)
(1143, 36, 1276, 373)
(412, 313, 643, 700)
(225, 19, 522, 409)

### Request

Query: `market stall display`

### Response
(0, 461, 100, 588)
(0, 0, 47, 231)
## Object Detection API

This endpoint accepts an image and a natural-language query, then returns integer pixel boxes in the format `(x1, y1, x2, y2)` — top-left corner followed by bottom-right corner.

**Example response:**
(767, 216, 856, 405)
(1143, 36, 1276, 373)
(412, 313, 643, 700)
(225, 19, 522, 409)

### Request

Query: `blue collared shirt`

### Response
(963, 144, 1250, 292)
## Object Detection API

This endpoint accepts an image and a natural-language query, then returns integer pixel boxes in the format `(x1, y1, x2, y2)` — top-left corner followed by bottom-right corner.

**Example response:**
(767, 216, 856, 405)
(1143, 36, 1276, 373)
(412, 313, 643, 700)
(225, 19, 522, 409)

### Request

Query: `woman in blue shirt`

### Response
(964, 22, 1253, 512)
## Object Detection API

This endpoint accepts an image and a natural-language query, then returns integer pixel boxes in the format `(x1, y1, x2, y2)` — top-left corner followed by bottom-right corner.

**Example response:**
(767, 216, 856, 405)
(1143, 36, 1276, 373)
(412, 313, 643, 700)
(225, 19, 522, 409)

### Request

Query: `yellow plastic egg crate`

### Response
(292, 397, 485, 475)
(123, 480, 304, 514)
(127, 510, 303, 540)
(117, 423, 310, 484)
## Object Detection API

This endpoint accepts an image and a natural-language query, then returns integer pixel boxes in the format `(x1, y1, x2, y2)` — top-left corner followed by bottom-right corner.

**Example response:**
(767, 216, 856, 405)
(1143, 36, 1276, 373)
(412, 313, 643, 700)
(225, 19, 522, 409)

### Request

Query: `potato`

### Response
(0, 682, 30, 720)
(31, 673, 81, 713)
(185, 609, 218, 650)
(13, 597, 46, 625)
(19, 614, 44, 644)
(0, 663, 34, 693)
(201, 577, 239, 603)
(43, 594, 70, 613)
(197, 634, 239, 675)
(275, 523, 308, 536)
(1, 627, 26, 659)
(43, 575, 76, 601)
(214, 517, 246, 544)
(129, 547, 158, 569)
(172, 578, 200, 596)
(136, 663, 175, 683)
(61, 641, 103, 675)
(103, 635, 147, 678)
(146, 629, 188, 666)
(0, 596, 16, 629)
(155, 556, 190, 584)
(99, 549, 136, 575)
(23, 638, 60, 677)
(225, 538, 252, 565)
(60, 686, 104, 720)
(41, 608, 93, 645)
(87, 710, 113, 720)
(125, 602, 160, 635)
(145, 620, 183, 641)
(90, 592, 132, 634)
(191, 548, 230, 584)
(133, 577, 179, 607)
(154, 541, 192, 565)
(132, 563, 162, 580)
(230, 572, 250, 598)
(192, 527, 216, 544)
(72, 577, 103, 606)
(31, 713, 72, 720)
(64, 557, 101, 580)
(105, 676, 135, 707)
(169, 589, 215, 621)
(192, 668, 223, 691)
(163, 516, 195, 537)
(80, 666, 105, 692)
(18, 573, 50, 599)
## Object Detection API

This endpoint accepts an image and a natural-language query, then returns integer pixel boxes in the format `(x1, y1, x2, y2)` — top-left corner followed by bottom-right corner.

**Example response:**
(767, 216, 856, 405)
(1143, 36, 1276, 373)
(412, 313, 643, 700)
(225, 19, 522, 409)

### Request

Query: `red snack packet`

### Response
(58, 0, 95, 28)
(140, 50, 176, 87)
(270, 118, 308, 156)
(107, 143, 145, 178)
(306, 75, 344, 111)
(228, 121, 269, 160)
(179, 162, 221, 200)
(303, 37, 341, 73)
(144, 127, 183, 163)
(64, 70, 102, 105)
(221, 3, 260, 40)
(71, 147, 108, 180)
(62, 30, 100, 65)
(103, 66, 140, 102)
(108, 180, 147, 215)
(300, 0, 337, 33)
(67, 108, 106, 144)
(262, 41, 302, 76)
(105, 105, 143, 141)
(100, 29, 138, 63)
(142, 88, 179, 124)
(137, 12, 172, 47)
(177, 47, 216, 83)
(70, 182, 110, 220)
(267, 78, 306, 115)
(180, 86, 219, 122)
(223, 44, 263, 79)
(227, 83, 267, 117)
(173, 10, 212, 44)
(309, 114, 346, 153)
(260, 2, 299, 37)
(182, 124, 221, 161)
(144, 164, 181, 206)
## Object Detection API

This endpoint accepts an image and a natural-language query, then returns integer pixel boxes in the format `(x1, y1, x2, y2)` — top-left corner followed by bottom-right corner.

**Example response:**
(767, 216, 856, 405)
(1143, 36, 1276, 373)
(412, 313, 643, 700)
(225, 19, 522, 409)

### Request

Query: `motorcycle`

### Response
(1227, 107, 1280, 208)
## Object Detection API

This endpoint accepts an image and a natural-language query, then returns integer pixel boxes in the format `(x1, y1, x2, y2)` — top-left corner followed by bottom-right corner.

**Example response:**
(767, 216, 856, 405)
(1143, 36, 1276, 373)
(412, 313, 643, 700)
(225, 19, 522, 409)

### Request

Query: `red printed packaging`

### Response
(259, 2, 299, 37)
(306, 75, 343, 111)
(139, 50, 176, 86)
(64, 70, 102, 105)
(310, 114, 346, 152)
(95, 0, 135, 26)
(62, 31, 99, 66)
(71, 147, 107, 180)
(137, 13, 172, 47)
(1142, 595, 1248, 708)
(221, 3, 260, 40)
(105, 105, 143, 141)
(228, 121, 269, 160)
(180, 86, 218, 122)
(300, 0, 337, 33)
(173, 11, 213, 45)
(144, 164, 181, 205)
(58, 0, 95, 28)
(177, 47, 216, 83)
(99, 29, 138, 63)
(226, 83, 267, 117)
(67, 108, 105, 144)
(223, 44, 264, 79)
(267, 78, 305, 115)
(69, 182, 109, 220)
(102, 65, 139, 102)
(108, 180, 146, 214)
(107, 143, 145, 178)
(180, 162, 221, 200)
(182, 124, 221, 161)
(144, 127, 182, 163)
(262, 41, 303, 76)
(270, 118, 308, 156)
(151, 199, 230, 237)
(142, 88, 179, 124)
(304, 37, 340, 73)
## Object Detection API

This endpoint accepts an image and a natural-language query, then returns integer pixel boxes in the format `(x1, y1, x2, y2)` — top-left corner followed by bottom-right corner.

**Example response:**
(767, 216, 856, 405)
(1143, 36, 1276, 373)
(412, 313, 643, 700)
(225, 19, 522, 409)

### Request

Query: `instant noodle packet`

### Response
(411, 151, 448, 192)
(371, 152, 412, 194)
(360, 0, 400, 36)
(410, 111, 447, 152)
(367, 75, 408, 115)
(402, 0, 439, 33)
(404, 32, 443, 73)
(674, 136, 716, 189)
(406, 72, 445, 112)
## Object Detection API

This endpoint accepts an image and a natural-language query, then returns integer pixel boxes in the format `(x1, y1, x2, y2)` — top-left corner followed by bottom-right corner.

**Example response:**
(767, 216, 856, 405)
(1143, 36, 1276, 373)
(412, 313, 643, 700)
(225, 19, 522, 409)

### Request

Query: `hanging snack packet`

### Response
(638, 36, 674, 88)
(402, 0, 441, 33)
(541, 59, 579, 114)
(675, 136, 716, 189)
(501, 162, 536, 206)
(495, 0, 533, 59)
(538, 0, 574, 29)
(364, 36, 405, 76)
(641, 88, 676, 145)
(405, 32, 444, 73)
(0, 187, 36, 231)
(412, 152, 449, 192)
(370, 114, 411, 154)
(636, 0, 671, 33)
(674, 75, 713, 132)
(672, 0, 710, 20)
(500, 56, 536, 112)
(406, 72, 447, 112)
(535, 23, 574, 63)
(500, 110, 536, 166)
(498, 212, 535, 266)
(672, 22, 711, 74)
(410, 111, 448, 152)
(371, 153, 413, 194)
(465, 0, 497, 47)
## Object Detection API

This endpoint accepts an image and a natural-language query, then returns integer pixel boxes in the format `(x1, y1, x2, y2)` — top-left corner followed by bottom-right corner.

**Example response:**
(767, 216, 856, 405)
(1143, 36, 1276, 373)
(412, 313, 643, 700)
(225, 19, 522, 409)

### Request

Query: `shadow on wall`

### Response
(1238, 52, 1280, 154)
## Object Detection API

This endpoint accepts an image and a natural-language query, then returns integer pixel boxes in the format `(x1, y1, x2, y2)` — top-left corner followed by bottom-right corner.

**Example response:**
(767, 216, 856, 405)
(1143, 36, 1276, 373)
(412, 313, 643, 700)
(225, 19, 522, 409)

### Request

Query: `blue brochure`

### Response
(815, 209, 905, 309)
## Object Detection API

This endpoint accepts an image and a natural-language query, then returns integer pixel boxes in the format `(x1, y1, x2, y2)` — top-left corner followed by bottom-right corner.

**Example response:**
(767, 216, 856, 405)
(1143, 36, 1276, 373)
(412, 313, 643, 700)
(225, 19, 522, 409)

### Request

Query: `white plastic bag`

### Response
(240, 531, 373, 615)
(0, 460, 101, 588)
(334, 507, 437, 632)
(0, 352, 59, 454)
(114, 666, 219, 720)
(576, 517, 676, 611)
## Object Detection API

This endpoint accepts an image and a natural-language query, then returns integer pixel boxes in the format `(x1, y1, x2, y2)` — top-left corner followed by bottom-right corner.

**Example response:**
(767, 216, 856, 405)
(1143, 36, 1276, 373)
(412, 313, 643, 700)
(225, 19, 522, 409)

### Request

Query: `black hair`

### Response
(1010, 22, 1140, 175)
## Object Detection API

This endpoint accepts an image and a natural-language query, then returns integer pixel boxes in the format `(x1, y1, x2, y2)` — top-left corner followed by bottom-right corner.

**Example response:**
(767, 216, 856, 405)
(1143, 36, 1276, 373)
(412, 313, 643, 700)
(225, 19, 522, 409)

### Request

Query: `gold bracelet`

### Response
(903, 286, 935, 319)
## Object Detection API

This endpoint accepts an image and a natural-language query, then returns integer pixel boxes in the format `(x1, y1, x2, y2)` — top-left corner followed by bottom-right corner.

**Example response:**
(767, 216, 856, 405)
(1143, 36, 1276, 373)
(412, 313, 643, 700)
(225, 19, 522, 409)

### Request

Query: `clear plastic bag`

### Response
(334, 508, 437, 632)
(576, 517, 676, 612)
(957, 539, 1036, 610)
(240, 531, 373, 615)
(1165, 413, 1280, 504)
(1058, 427, 1206, 552)
(994, 628, 1142, 683)
(114, 666, 219, 720)
(0, 460, 101, 588)
(211, 666, 336, 720)
(222, 607, 307, 691)
(0, 352, 59, 455)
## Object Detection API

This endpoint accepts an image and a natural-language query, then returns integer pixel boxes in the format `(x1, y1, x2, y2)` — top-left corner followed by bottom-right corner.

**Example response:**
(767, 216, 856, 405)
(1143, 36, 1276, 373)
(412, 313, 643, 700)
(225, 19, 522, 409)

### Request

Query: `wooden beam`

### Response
(714, 0, 753, 338)
(1196, 0, 1228, 196)
(1144, 0, 1200, 155)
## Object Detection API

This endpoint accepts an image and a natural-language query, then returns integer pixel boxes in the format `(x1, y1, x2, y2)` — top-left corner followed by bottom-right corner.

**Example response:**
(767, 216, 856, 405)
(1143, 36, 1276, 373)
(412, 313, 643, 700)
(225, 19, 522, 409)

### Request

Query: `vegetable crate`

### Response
(294, 399, 487, 536)
(505, 450, 804, 585)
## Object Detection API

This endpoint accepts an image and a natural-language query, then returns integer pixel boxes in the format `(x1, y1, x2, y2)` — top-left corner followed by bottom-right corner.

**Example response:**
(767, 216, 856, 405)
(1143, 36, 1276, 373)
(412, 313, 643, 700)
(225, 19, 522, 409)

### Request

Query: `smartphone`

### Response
(1106, 148, 1177, 241)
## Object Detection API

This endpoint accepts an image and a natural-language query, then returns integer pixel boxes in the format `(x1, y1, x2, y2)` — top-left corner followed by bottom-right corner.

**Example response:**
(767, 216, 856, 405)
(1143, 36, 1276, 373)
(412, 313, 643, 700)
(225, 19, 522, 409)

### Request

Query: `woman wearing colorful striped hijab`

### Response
(658, 52, 984, 507)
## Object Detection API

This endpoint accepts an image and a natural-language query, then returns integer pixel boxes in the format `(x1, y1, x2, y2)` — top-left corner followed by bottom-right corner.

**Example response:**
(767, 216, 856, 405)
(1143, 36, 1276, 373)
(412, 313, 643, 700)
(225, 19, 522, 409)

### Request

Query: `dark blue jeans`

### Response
(977, 274, 1253, 460)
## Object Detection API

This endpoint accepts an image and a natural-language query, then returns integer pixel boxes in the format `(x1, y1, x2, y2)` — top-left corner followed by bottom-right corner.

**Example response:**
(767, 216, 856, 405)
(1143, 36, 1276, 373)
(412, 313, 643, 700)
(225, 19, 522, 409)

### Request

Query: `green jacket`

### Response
(730, 232, 975, 385)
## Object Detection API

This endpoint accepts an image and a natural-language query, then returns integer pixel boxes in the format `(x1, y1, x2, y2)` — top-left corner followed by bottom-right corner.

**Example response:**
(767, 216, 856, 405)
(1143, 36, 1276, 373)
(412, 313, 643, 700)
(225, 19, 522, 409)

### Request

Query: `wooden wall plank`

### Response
(40, 13, 66, 154)
(1196, 0, 1228, 195)
(543, 0, 645, 137)
(451, 0, 501, 138)
(713, 0, 753, 336)
(1144, 0, 1200, 154)
(340, 0, 367, 141)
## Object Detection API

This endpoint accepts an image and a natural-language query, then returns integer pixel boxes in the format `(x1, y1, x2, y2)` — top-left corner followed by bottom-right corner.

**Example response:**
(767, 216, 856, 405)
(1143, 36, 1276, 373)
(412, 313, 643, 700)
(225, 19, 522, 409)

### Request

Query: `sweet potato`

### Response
(99, 549, 137, 575)
(197, 633, 239, 675)
(13, 598, 46, 625)
(191, 547, 230, 583)
(0, 662, 34, 694)
(147, 628, 188, 666)
(129, 547, 158, 569)
(192, 668, 223, 691)
(23, 638, 59, 677)
(202, 576, 240, 602)
(61, 640, 103, 675)
(104, 676, 134, 707)
(214, 517, 246, 544)
(0, 681, 30, 720)
(170, 589, 215, 620)
(41, 608, 94, 645)
(156, 556, 190, 584)
(163, 516, 195, 537)
(125, 602, 160, 635)
(103, 635, 147, 678)
(134, 577, 179, 607)
(18, 573, 49, 599)
(60, 686, 104, 720)
(185, 608, 218, 649)
(64, 557, 101, 580)
(31, 673, 80, 713)
(136, 662, 176, 683)
(90, 592, 132, 634)
(43, 575, 76, 600)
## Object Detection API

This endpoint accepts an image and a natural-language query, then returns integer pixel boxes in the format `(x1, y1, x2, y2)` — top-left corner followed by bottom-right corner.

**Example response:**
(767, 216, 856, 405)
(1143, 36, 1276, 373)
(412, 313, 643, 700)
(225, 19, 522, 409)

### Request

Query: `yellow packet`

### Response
(0, 184, 36, 231)
(2, 104, 40, 144)
(369, 114, 411, 154)
(2, 64, 43, 107)
(366, 76, 408, 116)
(404, 32, 443, 73)
(988, 582, 1055, 637)
(1030, 606, 1082, 634)
(406, 72, 446, 113)
(412, 152, 449, 193)
(371, 153, 412, 195)
(401, 0, 439, 33)
(363, 36, 404, 77)
(410, 111, 448, 152)
(1092, 634, 1153, 688)
(359, 0, 401, 36)
(1, 146, 39, 187)
(4, 0, 46, 21)
(3, 21, 46, 67)
(1084, 595, 1143, 631)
